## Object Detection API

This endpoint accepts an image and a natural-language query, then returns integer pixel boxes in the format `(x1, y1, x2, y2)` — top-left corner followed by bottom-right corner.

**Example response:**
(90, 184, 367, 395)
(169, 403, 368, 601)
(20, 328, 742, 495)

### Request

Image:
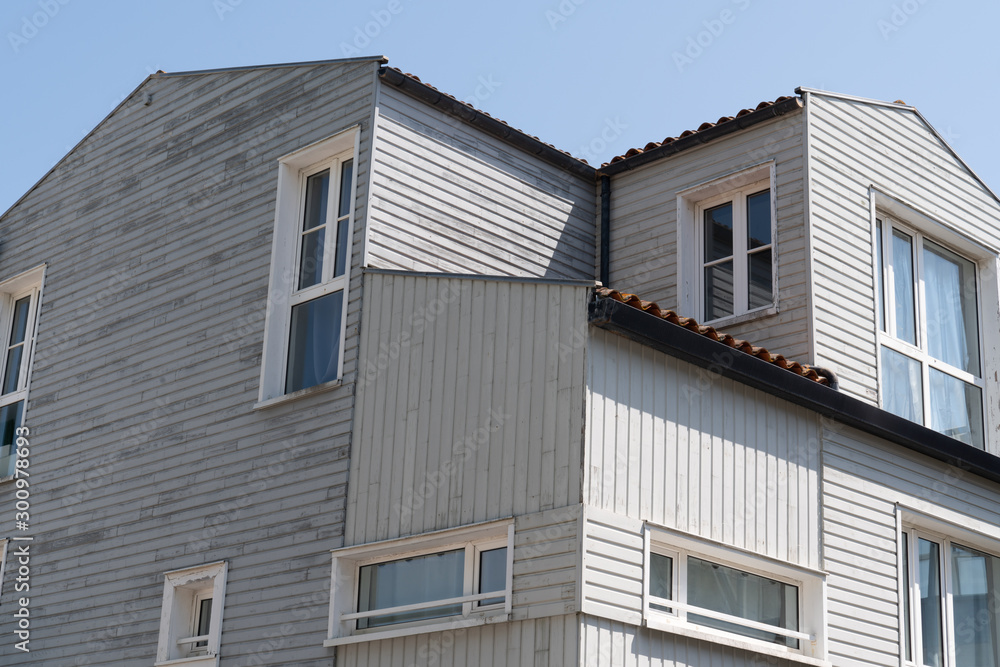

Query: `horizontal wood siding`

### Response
(607, 112, 809, 362)
(580, 507, 644, 626)
(339, 613, 579, 667)
(0, 61, 379, 665)
(586, 328, 821, 569)
(807, 93, 1000, 405)
(822, 423, 1000, 667)
(579, 614, 801, 667)
(347, 273, 588, 546)
(367, 85, 596, 279)
(512, 506, 581, 621)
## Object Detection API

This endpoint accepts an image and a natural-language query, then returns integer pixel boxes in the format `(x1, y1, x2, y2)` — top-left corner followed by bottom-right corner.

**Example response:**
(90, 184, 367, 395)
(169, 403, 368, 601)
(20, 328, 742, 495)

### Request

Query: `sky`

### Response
(2, 0, 999, 214)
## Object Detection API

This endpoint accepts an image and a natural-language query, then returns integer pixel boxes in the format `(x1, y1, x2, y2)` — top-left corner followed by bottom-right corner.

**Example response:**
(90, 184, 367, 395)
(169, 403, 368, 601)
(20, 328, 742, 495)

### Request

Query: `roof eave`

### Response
(597, 96, 804, 177)
(589, 295, 1000, 486)
(377, 67, 595, 180)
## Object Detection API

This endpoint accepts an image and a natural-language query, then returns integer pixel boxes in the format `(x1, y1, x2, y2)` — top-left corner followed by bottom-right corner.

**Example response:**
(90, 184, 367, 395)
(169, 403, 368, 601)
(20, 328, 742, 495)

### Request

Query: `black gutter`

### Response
(600, 175, 611, 286)
(379, 67, 595, 180)
(589, 296, 1000, 486)
(597, 96, 804, 178)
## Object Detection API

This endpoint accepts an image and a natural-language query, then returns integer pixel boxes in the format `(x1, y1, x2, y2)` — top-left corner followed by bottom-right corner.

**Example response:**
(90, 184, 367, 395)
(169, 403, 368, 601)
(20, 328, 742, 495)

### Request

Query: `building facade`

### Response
(0, 57, 998, 667)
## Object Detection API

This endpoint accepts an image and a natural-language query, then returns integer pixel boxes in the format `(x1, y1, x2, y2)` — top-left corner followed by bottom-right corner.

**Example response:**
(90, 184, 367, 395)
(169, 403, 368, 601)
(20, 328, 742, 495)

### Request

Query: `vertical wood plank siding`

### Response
(366, 85, 596, 279)
(586, 329, 821, 569)
(606, 113, 809, 361)
(579, 614, 800, 667)
(0, 61, 379, 665)
(339, 614, 580, 667)
(807, 94, 1000, 404)
(347, 272, 588, 546)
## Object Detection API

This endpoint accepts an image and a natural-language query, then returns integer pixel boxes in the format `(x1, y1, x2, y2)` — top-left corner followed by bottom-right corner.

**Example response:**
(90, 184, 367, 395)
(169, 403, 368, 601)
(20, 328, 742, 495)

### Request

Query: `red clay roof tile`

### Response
(595, 287, 830, 386)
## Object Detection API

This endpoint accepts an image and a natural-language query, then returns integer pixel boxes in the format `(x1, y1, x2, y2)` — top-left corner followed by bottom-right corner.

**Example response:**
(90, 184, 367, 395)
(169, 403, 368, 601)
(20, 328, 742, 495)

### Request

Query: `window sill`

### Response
(644, 616, 827, 667)
(703, 305, 778, 329)
(253, 378, 346, 410)
(154, 654, 218, 667)
(324, 613, 509, 647)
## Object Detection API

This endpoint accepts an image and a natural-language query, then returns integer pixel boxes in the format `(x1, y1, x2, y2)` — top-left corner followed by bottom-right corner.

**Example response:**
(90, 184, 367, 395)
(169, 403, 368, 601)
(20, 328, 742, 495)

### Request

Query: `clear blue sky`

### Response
(3, 0, 999, 213)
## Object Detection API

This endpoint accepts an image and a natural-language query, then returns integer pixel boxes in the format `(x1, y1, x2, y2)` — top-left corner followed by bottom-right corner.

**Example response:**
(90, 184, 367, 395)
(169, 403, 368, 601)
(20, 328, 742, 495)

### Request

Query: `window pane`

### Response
(0, 400, 23, 478)
(748, 248, 772, 309)
(195, 598, 212, 647)
(285, 291, 344, 393)
(3, 345, 23, 395)
(649, 553, 673, 613)
(338, 160, 354, 218)
(903, 532, 912, 663)
(334, 160, 353, 278)
(923, 240, 979, 375)
(882, 347, 923, 424)
(357, 549, 464, 629)
(951, 543, 1000, 667)
(876, 220, 885, 333)
(929, 369, 983, 448)
(297, 228, 325, 290)
(478, 547, 507, 606)
(704, 262, 734, 321)
(302, 170, 329, 231)
(918, 538, 944, 667)
(704, 203, 733, 262)
(746, 190, 771, 249)
(687, 557, 799, 649)
(892, 230, 916, 345)
(8, 297, 30, 346)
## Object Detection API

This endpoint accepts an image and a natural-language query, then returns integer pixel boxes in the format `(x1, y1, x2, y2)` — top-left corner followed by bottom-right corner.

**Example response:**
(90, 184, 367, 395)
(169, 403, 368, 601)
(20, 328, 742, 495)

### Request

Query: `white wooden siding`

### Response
(580, 506, 644, 626)
(0, 60, 380, 666)
(339, 613, 579, 667)
(806, 92, 1000, 407)
(347, 272, 589, 546)
(607, 112, 809, 362)
(579, 614, 801, 667)
(586, 328, 822, 569)
(512, 506, 582, 621)
(367, 85, 596, 280)
(822, 423, 1000, 667)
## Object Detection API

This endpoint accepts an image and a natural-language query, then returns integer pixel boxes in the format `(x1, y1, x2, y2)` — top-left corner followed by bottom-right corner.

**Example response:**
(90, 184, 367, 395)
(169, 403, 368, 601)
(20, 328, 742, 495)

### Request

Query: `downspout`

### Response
(600, 174, 611, 286)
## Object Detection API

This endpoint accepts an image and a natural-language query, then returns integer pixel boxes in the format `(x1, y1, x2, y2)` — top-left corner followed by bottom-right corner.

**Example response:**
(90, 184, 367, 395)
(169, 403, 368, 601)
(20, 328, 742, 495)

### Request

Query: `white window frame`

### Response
(325, 520, 514, 647)
(155, 561, 227, 667)
(898, 508, 1000, 667)
(643, 525, 828, 665)
(677, 162, 777, 325)
(875, 214, 986, 447)
(257, 127, 359, 406)
(0, 265, 45, 482)
(0, 538, 7, 599)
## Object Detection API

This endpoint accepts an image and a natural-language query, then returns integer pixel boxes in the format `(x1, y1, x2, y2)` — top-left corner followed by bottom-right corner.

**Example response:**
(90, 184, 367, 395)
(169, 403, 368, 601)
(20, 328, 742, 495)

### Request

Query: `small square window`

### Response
(155, 561, 227, 666)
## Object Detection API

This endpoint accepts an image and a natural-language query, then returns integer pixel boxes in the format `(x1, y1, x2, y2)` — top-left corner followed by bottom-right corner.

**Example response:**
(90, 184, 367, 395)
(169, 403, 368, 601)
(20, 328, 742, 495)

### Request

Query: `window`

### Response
(0, 266, 43, 480)
(677, 164, 776, 323)
(259, 128, 358, 404)
(326, 520, 513, 646)
(876, 217, 984, 448)
(155, 561, 227, 666)
(0, 538, 7, 598)
(644, 526, 826, 661)
(901, 526, 1000, 667)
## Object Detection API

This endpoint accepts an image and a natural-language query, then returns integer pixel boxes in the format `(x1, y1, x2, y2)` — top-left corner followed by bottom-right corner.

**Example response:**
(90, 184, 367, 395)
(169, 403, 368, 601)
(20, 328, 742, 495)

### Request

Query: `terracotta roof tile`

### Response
(385, 67, 590, 166)
(595, 287, 830, 386)
(602, 95, 795, 168)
